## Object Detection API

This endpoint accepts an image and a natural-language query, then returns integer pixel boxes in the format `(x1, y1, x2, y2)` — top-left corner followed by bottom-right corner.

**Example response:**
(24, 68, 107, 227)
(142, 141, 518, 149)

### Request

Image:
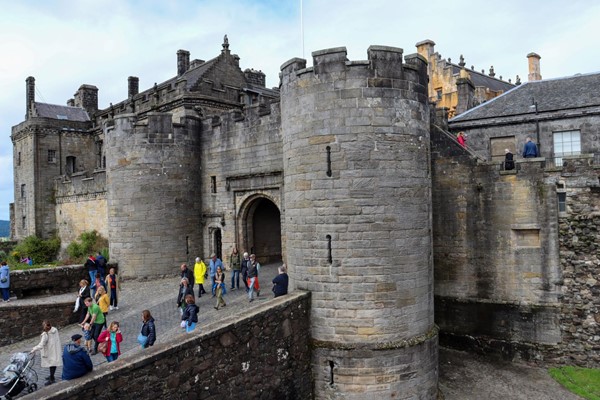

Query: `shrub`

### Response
(66, 230, 109, 262)
(8, 235, 61, 265)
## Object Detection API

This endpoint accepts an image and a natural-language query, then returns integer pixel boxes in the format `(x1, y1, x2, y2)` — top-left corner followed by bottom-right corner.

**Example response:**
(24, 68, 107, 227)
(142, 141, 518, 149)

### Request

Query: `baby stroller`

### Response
(0, 352, 38, 399)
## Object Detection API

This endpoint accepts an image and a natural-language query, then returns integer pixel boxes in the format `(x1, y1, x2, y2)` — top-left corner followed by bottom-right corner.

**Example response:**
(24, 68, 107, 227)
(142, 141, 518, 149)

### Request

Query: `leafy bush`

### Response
(66, 230, 109, 262)
(8, 235, 61, 265)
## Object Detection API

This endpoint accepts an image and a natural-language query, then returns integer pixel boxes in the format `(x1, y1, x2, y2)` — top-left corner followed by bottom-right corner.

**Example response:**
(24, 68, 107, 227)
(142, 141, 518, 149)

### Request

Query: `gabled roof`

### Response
(450, 64, 514, 92)
(450, 72, 600, 122)
(33, 102, 90, 121)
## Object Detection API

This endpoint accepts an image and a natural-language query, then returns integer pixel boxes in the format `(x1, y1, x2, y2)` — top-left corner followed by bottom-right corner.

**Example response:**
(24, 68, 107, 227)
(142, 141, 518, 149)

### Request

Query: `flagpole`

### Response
(301, 0, 305, 59)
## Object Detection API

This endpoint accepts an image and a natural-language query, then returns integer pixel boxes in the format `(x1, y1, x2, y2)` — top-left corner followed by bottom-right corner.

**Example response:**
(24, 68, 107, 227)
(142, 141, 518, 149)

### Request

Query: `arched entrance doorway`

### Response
(239, 196, 282, 263)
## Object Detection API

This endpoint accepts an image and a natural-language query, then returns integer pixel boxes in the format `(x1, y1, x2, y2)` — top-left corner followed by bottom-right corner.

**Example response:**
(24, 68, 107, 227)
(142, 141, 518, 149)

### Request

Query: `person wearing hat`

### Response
(61, 333, 93, 380)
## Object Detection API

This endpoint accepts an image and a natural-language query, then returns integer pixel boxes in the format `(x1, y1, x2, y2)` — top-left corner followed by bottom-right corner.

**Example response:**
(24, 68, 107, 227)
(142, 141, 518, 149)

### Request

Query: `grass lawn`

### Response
(549, 366, 600, 400)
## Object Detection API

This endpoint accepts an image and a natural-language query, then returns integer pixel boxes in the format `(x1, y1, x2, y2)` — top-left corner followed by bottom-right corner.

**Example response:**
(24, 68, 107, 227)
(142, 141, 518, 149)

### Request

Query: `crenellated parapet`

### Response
(280, 45, 437, 399)
(55, 170, 106, 203)
(105, 112, 204, 278)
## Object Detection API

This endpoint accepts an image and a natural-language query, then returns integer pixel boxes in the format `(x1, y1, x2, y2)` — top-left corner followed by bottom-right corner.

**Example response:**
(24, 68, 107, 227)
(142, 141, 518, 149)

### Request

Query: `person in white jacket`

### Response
(30, 320, 63, 386)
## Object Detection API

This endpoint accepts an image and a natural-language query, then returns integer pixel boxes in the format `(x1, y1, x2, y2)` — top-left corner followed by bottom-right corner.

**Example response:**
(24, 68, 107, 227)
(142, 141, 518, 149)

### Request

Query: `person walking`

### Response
(97, 321, 123, 362)
(0, 261, 10, 302)
(181, 294, 199, 333)
(229, 246, 241, 290)
(240, 252, 250, 292)
(94, 286, 110, 328)
(177, 277, 194, 313)
(457, 131, 467, 148)
(75, 279, 91, 323)
(193, 257, 207, 298)
(84, 255, 97, 291)
(209, 254, 223, 297)
(105, 267, 120, 310)
(80, 297, 106, 355)
(180, 263, 194, 293)
(140, 310, 156, 349)
(30, 320, 62, 386)
(247, 254, 261, 302)
(214, 266, 227, 310)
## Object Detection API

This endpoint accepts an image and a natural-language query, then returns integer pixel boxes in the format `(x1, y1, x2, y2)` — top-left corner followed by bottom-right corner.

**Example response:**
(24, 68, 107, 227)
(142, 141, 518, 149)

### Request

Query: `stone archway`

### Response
(238, 196, 282, 263)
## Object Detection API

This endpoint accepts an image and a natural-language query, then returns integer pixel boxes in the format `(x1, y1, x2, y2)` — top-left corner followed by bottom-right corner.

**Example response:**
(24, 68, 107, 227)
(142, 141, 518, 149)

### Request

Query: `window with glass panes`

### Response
(553, 130, 580, 167)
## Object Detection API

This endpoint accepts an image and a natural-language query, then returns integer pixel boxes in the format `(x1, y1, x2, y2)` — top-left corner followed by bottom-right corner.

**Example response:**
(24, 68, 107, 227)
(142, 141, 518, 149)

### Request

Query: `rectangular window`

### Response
(22, 216, 26, 229)
(553, 130, 581, 167)
(436, 89, 442, 100)
(20, 184, 26, 199)
(211, 176, 217, 194)
(48, 149, 57, 163)
(17, 152, 21, 166)
(557, 192, 566, 213)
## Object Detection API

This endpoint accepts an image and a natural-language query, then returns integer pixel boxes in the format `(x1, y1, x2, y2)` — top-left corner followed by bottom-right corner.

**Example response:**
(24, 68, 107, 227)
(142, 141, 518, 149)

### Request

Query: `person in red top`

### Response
(457, 131, 466, 148)
(97, 321, 123, 362)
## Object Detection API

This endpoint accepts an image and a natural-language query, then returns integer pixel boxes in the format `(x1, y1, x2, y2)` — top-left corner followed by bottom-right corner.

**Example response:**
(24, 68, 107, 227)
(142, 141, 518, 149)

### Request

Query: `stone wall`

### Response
(431, 125, 564, 361)
(200, 102, 283, 260)
(556, 156, 600, 366)
(26, 292, 312, 400)
(8, 264, 89, 298)
(105, 113, 204, 278)
(0, 300, 79, 347)
(280, 46, 438, 398)
(432, 125, 600, 365)
(55, 171, 108, 253)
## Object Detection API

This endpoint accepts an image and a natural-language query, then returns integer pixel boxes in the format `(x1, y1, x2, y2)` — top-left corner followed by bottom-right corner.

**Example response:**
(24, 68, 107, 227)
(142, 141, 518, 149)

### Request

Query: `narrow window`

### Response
(328, 360, 335, 385)
(48, 149, 57, 163)
(20, 184, 25, 199)
(17, 152, 21, 166)
(326, 234, 332, 264)
(211, 176, 217, 193)
(326, 146, 332, 177)
(557, 192, 566, 213)
(22, 216, 26, 229)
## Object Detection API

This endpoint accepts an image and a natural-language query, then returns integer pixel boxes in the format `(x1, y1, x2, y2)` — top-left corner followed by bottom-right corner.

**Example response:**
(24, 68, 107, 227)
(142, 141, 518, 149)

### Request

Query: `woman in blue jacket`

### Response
(0, 261, 10, 302)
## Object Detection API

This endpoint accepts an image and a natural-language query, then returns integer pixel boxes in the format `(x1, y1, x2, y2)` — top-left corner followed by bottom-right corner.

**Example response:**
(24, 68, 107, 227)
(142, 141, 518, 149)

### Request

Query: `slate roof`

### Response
(451, 72, 600, 122)
(451, 65, 514, 92)
(33, 102, 90, 121)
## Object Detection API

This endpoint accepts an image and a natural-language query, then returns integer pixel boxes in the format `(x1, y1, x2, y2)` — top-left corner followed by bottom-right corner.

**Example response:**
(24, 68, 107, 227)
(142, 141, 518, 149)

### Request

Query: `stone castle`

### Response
(10, 37, 600, 398)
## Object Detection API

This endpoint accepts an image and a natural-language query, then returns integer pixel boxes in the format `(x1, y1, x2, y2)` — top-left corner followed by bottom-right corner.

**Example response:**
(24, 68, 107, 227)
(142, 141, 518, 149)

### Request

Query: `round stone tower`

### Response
(280, 46, 438, 398)
(105, 112, 203, 278)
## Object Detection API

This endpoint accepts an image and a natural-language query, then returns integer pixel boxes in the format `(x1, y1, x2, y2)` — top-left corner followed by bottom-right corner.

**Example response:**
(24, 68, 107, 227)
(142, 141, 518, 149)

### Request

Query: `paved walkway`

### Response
(0, 263, 581, 399)
(0, 262, 281, 396)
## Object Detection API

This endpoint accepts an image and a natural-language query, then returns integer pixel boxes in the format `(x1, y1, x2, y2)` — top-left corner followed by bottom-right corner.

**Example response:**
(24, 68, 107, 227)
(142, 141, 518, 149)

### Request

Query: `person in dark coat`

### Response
(140, 310, 156, 348)
(272, 264, 289, 298)
(181, 294, 199, 333)
(240, 252, 250, 292)
(180, 263, 194, 290)
(522, 137, 539, 158)
(504, 148, 515, 170)
(177, 277, 194, 312)
(61, 334, 93, 380)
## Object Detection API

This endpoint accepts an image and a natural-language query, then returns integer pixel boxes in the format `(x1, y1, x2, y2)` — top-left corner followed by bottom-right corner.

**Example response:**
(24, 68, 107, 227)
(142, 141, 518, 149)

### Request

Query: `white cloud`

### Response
(1, 0, 600, 221)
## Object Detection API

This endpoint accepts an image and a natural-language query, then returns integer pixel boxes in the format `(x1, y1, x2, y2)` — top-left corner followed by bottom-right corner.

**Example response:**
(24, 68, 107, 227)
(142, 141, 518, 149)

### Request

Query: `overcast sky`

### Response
(1, 0, 599, 222)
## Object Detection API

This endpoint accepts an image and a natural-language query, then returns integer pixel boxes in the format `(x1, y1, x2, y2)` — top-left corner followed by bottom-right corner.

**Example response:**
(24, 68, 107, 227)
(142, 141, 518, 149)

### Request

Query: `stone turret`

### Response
(280, 46, 437, 399)
(105, 112, 203, 278)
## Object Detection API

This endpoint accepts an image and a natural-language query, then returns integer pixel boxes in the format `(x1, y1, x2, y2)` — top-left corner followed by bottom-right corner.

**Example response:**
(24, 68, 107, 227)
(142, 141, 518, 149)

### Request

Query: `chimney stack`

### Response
(73, 84, 99, 117)
(26, 76, 35, 119)
(527, 52, 542, 81)
(177, 50, 190, 76)
(128, 76, 139, 98)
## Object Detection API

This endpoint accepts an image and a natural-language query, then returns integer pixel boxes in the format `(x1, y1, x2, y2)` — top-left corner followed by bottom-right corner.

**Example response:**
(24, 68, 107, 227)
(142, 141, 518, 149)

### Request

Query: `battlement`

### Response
(201, 100, 280, 134)
(280, 45, 428, 92)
